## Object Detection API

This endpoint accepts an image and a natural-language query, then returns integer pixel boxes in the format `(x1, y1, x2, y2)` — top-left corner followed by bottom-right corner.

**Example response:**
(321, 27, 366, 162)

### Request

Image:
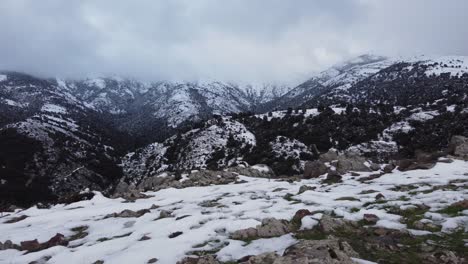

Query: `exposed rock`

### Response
(228, 164, 275, 178)
(370, 163, 381, 171)
(239, 252, 278, 264)
(375, 193, 385, 200)
(239, 239, 358, 264)
(147, 258, 159, 263)
(43, 233, 68, 248)
(291, 209, 312, 228)
(105, 209, 150, 218)
(19, 233, 69, 253)
(320, 149, 339, 162)
(322, 173, 342, 184)
(231, 218, 291, 240)
(319, 215, 356, 234)
(4, 215, 28, 224)
(336, 153, 371, 174)
(177, 255, 219, 264)
(449, 135, 468, 159)
(0, 240, 21, 251)
(20, 239, 41, 252)
(383, 164, 395, 173)
(58, 192, 95, 204)
(257, 218, 291, 238)
(158, 210, 173, 219)
(168, 231, 183, 238)
(362, 214, 379, 224)
(231, 227, 258, 240)
(297, 185, 316, 194)
(123, 221, 136, 228)
(303, 160, 328, 179)
(451, 199, 468, 209)
(425, 250, 466, 264)
(397, 159, 435, 171)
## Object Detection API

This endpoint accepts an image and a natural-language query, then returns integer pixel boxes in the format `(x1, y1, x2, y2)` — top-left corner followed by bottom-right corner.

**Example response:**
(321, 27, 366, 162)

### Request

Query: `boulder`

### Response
(303, 161, 328, 179)
(256, 218, 291, 238)
(383, 164, 395, 173)
(448, 135, 468, 158)
(336, 153, 371, 174)
(362, 214, 379, 224)
(231, 227, 258, 240)
(319, 215, 356, 233)
(370, 163, 381, 171)
(319, 149, 339, 162)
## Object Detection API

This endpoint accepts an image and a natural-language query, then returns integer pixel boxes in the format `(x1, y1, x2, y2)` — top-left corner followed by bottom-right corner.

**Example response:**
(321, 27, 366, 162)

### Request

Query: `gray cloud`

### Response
(1, 0, 468, 85)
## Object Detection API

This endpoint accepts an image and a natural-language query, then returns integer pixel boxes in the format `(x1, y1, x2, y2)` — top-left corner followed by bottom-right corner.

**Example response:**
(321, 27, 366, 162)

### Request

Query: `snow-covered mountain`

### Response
(262, 54, 468, 110)
(1, 54, 468, 206)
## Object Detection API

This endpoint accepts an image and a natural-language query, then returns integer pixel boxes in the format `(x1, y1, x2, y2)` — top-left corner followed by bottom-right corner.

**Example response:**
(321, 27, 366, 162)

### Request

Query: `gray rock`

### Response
(256, 218, 291, 238)
(239, 239, 359, 264)
(228, 165, 275, 178)
(231, 227, 258, 240)
(297, 185, 316, 194)
(336, 153, 371, 174)
(319, 215, 356, 233)
(177, 255, 220, 264)
(0, 240, 21, 251)
(320, 149, 339, 163)
(383, 164, 395, 173)
(303, 161, 328, 179)
(105, 209, 150, 218)
(123, 221, 136, 228)
(448, 135, 468, 159)
(231, 218, 291, 240)
(369, 163, 381, 171)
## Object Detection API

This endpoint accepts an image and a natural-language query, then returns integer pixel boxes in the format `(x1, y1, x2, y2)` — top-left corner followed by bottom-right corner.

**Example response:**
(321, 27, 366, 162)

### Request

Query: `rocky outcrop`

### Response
(239, 239, 359, 264)
(113, 170, 239, 199)
(177, 255, 219, 264)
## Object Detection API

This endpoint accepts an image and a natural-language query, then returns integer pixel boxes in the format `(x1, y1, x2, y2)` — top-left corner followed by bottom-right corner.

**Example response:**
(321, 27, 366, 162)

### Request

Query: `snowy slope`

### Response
(0, 160, 467, 263)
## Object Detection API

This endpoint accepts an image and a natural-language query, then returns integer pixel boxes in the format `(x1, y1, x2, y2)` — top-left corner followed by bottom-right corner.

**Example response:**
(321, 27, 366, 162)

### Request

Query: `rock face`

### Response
(231, 218, 291, 240)
(303, 161, 328, 179)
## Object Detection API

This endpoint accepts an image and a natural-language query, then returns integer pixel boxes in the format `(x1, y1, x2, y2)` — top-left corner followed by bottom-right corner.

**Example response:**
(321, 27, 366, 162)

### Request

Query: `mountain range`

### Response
(1, 54, 468, 206)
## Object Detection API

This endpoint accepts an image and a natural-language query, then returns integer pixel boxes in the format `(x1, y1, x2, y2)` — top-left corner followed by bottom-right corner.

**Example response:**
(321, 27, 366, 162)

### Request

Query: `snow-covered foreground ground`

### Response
(1, 161, 468, 264)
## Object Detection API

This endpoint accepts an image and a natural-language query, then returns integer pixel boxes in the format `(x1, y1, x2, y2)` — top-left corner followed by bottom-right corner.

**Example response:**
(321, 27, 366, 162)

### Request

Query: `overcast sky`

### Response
(1, 0, 468, 85)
